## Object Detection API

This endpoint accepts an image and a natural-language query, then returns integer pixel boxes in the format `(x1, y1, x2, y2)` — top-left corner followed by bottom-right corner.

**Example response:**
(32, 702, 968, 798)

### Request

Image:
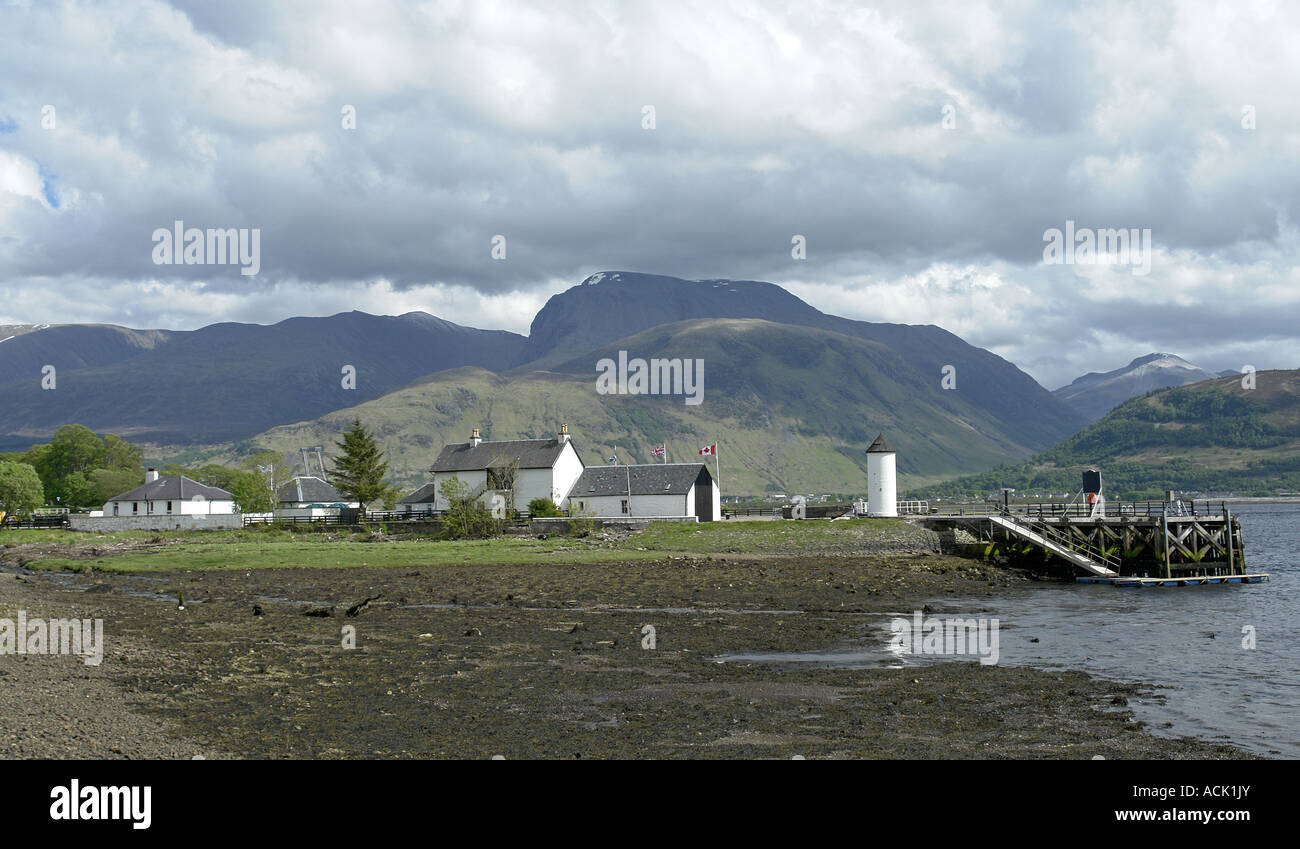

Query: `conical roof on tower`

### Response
(865, 434, 894, 454)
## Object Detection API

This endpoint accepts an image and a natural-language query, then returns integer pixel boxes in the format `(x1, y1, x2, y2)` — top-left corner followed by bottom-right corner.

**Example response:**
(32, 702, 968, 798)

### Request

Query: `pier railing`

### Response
(994, 506, 1123, 573)
(931, 500, 1230, 518)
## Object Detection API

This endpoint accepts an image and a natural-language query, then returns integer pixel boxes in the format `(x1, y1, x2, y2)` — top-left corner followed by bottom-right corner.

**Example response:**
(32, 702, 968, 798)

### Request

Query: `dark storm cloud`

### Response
(0, 0, 1297, 388)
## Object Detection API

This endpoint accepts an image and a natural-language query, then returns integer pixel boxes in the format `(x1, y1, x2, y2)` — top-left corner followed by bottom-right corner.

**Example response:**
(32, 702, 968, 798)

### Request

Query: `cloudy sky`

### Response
(1, 0, 1297, 388)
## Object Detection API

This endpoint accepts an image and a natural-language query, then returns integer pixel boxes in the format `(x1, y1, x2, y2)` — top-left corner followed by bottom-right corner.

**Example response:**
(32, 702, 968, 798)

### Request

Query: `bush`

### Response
(439, 478, 503, 539)
(527, 497, 564, 517)
(565, 504, 596, 537)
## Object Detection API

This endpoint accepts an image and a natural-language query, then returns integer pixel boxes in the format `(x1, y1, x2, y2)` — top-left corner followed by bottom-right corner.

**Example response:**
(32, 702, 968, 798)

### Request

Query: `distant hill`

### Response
(1053, 352, 1219, 422)
(0, 271, 1085, 483)
(923, 370, 1300, 498)
(230, 319, 1061, 495)
(0, 312, 527, 450)
(522, 272, 1085, 450)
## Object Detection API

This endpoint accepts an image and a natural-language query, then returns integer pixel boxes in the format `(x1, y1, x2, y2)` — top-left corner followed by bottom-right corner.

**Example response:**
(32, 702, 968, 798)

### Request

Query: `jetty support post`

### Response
(1161, 509, 1171, 579)
(1225, 505, 1235, 576)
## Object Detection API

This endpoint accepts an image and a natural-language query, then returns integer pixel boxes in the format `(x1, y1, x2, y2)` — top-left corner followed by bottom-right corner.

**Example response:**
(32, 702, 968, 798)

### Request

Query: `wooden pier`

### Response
(914, 500, 1269, 585)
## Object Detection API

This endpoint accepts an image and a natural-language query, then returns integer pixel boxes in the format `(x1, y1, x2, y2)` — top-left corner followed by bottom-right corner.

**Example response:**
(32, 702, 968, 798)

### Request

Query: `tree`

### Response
(0, 461, 45, 517)
(89, 468, 144, 504)
(486, 456, 520, 514)
(101, 433, 144, 470)
(19, 427, 145, 508)
(226, 471, 274, 513)
(329, 418, 396, 511)
(439, 476, 501, 539)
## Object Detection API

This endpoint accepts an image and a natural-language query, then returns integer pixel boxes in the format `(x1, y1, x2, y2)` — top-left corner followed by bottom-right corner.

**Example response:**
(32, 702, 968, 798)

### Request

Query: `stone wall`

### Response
(69, 514, 245, 532)
(530, 516, 698, 534)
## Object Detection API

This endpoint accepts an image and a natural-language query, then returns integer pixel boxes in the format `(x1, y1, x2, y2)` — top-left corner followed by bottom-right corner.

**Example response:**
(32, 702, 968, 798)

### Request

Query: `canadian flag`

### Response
(698, 444, 716, 456)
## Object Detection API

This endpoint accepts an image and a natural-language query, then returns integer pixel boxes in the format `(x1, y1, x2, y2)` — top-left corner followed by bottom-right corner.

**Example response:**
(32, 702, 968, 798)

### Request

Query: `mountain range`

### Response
(923, 369, 1300, 498)
(0, 271, 1093, 492)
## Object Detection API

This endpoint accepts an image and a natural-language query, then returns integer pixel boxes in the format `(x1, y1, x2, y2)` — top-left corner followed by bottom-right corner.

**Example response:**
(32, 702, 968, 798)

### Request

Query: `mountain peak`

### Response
(1128, 352, 1195, 368)
(1055, 352, 1218, 422)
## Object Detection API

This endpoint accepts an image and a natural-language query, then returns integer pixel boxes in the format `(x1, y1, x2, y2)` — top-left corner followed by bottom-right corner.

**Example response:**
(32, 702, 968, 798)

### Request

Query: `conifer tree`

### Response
(329, 418, 392, 511)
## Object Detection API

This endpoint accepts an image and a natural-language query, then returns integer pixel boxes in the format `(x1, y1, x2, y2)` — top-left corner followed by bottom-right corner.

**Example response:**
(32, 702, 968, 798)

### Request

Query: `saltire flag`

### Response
(698, 444, 716, 456)
(607, 447, 618, 464)
(651, 445, 666, 457)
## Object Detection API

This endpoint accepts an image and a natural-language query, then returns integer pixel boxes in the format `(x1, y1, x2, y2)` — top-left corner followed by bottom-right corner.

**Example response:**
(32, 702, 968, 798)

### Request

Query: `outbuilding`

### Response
(567, 463, 719, 521)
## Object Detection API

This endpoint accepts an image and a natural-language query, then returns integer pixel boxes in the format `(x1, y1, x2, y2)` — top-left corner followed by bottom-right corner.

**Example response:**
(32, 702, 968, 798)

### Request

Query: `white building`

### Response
(103, 469, 236, 517)
(567, 463, 720, 521)
(275, 476, 358, 520)
(394, 482, 438, 515)
(427, 424, 585, 513)
(864, 433, 897, 517)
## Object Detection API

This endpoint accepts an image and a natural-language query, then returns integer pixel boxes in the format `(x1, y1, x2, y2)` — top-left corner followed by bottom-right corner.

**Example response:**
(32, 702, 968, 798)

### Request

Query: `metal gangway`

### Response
(987, 507, 1120, 577)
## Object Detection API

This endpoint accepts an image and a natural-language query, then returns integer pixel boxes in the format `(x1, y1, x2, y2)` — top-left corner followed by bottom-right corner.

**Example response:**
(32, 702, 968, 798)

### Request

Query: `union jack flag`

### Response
(651, 445, 665, 457)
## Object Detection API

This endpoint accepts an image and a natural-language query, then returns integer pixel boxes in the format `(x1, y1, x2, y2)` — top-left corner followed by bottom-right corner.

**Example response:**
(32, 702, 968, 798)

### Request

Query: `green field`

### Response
(1, 518, 933, 573)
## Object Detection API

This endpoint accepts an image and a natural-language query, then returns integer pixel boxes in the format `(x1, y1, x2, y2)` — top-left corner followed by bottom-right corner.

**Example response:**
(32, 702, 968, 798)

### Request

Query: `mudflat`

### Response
(0, 548, 1248, 759)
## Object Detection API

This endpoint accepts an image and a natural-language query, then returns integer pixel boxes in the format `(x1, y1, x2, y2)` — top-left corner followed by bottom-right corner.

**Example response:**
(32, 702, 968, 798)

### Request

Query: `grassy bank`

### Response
(1, 518, 940, 573)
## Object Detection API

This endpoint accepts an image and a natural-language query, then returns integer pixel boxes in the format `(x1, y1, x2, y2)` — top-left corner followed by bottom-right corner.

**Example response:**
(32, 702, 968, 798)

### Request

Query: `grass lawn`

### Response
(5, 518, 920, 573)
(25, 536, 675, 573)
(631, 517, 912, 553)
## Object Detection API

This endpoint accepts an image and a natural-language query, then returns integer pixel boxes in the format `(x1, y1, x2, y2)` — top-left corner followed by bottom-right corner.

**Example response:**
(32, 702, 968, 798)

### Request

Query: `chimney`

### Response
(559, 423, 570, 444)
(469, 428, 482, 447)
(146, 468, 159, 483)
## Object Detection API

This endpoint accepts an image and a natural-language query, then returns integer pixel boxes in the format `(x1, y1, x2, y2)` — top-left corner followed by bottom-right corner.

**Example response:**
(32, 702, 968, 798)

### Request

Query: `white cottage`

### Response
(428, 425, 585, 513)
(103, 469, 236, 517)
(395, 482, 438, 515)
(275, 476, 359, 520)
(567, 463, 720, 521)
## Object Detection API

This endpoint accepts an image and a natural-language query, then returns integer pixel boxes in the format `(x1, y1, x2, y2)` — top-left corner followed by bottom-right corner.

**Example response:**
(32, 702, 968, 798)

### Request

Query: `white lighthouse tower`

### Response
(865, 434, 897, 517)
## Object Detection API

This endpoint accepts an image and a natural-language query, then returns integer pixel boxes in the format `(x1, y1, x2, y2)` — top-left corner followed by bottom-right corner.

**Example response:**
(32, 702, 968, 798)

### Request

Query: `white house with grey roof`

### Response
(427, 424, 585, 513)
(395, 482, 439, 515)
(103, 469, 236, 517)
(275, 475, 358, 519)
(568, 463, 720, 521)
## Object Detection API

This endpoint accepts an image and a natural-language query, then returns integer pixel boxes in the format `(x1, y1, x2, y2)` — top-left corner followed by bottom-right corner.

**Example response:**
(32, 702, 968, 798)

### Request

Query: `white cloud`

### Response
(0, 0, 1297, 390)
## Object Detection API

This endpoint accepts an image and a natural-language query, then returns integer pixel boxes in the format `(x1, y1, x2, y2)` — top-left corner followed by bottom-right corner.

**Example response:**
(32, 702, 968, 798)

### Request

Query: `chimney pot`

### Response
(469, 428, 482, 447)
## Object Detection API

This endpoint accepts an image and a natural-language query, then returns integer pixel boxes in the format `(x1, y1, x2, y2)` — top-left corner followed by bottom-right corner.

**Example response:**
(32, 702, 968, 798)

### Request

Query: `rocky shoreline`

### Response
(0, 552, 1250, 759)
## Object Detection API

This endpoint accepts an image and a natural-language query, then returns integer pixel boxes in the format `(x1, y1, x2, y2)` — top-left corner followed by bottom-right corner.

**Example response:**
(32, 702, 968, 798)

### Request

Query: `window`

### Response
(166, 501, 173, 514)
(132, 502, 138, 514)
(112, 504, 119, 516)
(621, 499, 629, 515)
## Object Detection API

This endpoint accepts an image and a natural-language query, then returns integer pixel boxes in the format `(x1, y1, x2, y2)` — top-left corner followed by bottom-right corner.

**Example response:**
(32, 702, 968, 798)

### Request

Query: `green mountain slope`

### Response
(220, 319, 1052, 496)
(919, 370, 1300, 497)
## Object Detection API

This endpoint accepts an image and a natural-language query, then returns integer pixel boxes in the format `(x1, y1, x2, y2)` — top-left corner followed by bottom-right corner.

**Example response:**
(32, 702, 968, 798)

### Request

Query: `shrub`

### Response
(439, 477, 503, 539)
(527, 497, 564, 517)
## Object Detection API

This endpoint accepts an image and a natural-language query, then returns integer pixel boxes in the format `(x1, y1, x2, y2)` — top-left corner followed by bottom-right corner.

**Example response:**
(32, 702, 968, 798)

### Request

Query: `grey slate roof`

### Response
(398, 482, 439, 504)
(277, 476, 348, 504)
(108, 475, 234, 502)
(571, 463, 710, 497)
(865, 434, 894, 453)
(431, 438, 571, 472)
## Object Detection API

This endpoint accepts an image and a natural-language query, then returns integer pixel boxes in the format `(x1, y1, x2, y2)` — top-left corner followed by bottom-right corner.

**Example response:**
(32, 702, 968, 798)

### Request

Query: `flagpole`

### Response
(714, 437, 723, 501)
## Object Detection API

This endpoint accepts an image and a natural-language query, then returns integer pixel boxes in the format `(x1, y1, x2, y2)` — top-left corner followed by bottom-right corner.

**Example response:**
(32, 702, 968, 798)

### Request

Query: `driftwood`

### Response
(345, 594, 382, 618)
